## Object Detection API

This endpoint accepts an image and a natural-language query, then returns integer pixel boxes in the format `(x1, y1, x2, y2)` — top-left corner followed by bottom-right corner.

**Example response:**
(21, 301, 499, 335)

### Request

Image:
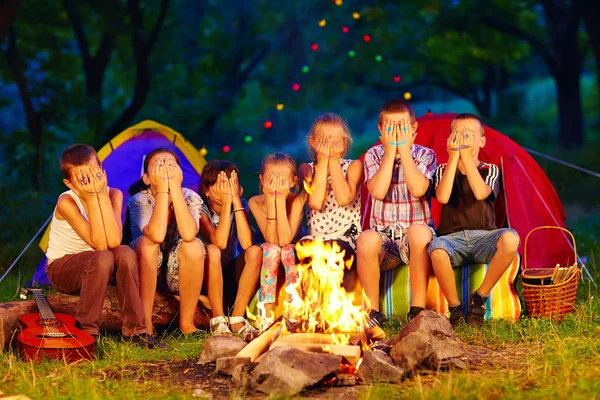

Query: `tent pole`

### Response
(0, 214, 52, 285)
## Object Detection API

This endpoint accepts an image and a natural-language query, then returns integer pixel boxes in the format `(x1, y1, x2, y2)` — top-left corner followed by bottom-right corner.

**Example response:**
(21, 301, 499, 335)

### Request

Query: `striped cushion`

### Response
(380, 255, 521, 321)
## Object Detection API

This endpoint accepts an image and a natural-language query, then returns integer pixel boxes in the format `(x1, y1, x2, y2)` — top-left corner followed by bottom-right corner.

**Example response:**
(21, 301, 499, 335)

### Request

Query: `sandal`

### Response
(210, 316, 232, 336)
(229, 316, 259, 341)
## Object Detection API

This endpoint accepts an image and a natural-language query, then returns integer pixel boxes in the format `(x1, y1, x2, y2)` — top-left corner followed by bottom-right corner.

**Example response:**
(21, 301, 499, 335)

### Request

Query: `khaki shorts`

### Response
(377, 225, 436, 272)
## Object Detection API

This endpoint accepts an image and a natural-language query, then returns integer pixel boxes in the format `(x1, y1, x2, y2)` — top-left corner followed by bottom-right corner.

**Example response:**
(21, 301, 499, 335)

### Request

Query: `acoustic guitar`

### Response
(17, 288, 95, 363)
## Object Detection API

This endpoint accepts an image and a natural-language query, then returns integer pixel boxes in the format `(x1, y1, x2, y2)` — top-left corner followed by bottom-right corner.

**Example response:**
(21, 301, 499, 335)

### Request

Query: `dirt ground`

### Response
(99, 342, 541, 399)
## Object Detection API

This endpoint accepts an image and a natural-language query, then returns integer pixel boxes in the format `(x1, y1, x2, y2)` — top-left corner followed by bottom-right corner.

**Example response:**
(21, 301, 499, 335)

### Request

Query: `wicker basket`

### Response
(521, 226, 580, 320)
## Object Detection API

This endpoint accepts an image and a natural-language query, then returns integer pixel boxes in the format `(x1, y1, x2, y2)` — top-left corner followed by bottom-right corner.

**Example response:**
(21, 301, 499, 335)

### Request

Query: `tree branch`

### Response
(145, 0, 169, 54)
(0, 0, 23, 44)
(61, 0, 92, 67)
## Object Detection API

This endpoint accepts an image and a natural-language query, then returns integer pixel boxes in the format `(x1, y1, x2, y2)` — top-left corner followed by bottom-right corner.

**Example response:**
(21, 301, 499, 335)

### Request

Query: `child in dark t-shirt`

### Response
(428, 114, 520, 328)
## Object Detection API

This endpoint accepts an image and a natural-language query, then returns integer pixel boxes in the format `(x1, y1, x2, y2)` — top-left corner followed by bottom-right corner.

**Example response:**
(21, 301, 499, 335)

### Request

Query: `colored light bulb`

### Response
(302, 65, 310, 74)
(404, 92, 412, 100)
(244, 135, 253, 143)
(276, 103, 284, 111)
(363, 34, 371, 42)
(342, 26, 349, 33)
(200, 146, 207, 157)
(264, 120, 273, 129)
(393, 75, 401, 82)
(222, 145, 230, 153)
(292, 83, 300, 91)
(374, 54, 383, 62)
(318, 19, 326, 27)
(311, 43, 319, 51)
(348, 50, 356, 58)
(352, 12, 360, 19)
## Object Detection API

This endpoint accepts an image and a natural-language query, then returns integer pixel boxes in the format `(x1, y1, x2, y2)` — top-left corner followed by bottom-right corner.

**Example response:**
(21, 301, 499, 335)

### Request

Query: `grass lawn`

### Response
(1, 281, 599, 399)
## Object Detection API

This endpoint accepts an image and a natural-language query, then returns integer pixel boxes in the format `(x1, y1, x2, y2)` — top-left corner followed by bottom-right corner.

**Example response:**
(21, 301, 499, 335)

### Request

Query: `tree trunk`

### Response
(3, 25, 44, 188)
(574, 0, 600, 93)
(0, 0, 23, 43)
(0, 287, 211, 352)
(555, 66, 584, 148)
(548, 4, 584, 148)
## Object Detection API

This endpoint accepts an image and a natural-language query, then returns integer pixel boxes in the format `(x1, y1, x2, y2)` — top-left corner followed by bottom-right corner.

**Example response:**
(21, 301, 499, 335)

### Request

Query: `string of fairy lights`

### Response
(200, 0, 412, 157)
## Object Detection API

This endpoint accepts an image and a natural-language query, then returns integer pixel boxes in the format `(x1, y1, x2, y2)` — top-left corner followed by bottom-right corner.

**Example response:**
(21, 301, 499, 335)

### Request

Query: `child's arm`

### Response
(304, 133, 330, 210)
(287, 192, 307, 241)
(397, 119, 432, 198)
(329, 157, 363, 206)
(436, 130, 461, 204)
(460, 131, 493, 200)
(167, 163, 199, 242)
(273, 171, 298, 246)
(56, 169, 108, 250)
(366, 120, 396, 200)
(199, 172, 232, 250)
(141, 161, 171, 243)
(88, 165, 123, 248)
(230, 171, 253, 250)
(249, 195, 274, 244)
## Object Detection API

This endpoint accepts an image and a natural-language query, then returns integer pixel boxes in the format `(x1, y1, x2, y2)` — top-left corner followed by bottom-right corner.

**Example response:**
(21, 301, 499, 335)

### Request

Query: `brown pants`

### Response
(46, 245, 146, 336)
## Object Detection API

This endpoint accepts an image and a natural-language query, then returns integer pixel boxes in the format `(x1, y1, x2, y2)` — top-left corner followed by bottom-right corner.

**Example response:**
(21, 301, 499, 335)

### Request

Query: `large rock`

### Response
(357, 349, 405, 384)
(251, 346, 342, 396)
(390, 331, 439, 370)
(389, 310, 465, 371)
(197, 336, 247, 364)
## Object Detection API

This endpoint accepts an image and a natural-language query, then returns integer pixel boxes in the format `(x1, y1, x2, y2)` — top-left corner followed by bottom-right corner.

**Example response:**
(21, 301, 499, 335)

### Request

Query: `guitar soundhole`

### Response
(37, 319, 64, 329)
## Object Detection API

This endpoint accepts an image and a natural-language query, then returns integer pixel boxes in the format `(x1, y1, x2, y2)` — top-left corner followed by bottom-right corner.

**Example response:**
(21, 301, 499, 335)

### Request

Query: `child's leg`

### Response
(406, 224, 434, 310)
(474, 229, 520, 296)
(281, 244, 298, 303)
(135, 236, 161, 335)
(175, 239, 205, 334)
(261, 243, 282, 320)
(356, 230, 383, 311)
(205, 244, 225, 317)
(46, 250, 114, 335)
(110, 245, 146, 336)
(428, 234, 464, 307)
(230, 245, 262, 332)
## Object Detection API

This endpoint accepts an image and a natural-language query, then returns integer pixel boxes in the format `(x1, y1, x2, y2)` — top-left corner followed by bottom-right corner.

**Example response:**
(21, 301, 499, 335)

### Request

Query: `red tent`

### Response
(359, 113, 577, 271)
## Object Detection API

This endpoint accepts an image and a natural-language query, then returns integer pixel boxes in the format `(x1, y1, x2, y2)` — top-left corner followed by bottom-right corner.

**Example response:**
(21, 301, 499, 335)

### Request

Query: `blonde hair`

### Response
(260, 152, 298, 194)
(306, 113, 353, 161)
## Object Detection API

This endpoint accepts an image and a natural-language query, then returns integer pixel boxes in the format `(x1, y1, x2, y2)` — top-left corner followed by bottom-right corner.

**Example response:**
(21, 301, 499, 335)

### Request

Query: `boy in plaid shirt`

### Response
(358, 99, 437, 337)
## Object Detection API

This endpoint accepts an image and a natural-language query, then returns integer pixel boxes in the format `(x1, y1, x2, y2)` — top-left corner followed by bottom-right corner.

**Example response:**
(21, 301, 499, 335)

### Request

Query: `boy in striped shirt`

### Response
(428, 113, 520, 328)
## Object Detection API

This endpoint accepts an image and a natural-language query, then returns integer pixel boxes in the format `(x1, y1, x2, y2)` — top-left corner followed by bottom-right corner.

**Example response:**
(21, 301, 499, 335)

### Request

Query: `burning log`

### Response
(235, 320, 283, 362)
(275, 332, 363, 346)
(0, 288, 210, 351)
(269, 340, 361, 366)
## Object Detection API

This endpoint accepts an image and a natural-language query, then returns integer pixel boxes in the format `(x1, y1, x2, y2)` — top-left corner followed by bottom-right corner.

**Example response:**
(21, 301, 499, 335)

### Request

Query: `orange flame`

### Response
(270, 238, 367, 345)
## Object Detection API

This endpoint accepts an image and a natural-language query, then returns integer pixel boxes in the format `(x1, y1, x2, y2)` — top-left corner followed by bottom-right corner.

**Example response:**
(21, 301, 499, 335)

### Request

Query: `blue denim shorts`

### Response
(427, 229, 519, 267)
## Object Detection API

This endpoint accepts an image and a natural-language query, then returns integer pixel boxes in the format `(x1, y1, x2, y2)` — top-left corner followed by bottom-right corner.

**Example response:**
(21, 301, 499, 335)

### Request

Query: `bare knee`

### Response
(135, 236, 159, 258)
(245, 245, 263, 271)
(407, 224, 433, 247)
(430, 248, 450, 265)
(357, 230, 382, 254)
(178, 239, 205, 264)
(497, 231, 520, 254)
(206, 244, 222, 269)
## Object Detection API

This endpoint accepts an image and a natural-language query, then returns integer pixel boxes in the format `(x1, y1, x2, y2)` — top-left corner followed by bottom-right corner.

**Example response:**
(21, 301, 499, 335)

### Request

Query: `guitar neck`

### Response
(29, 289, 57, 322)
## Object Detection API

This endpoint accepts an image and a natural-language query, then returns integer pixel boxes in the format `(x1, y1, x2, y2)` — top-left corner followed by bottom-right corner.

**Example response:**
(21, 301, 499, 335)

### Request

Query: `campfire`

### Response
(240, 239, 368, 367)
(200, 239, 467, 396)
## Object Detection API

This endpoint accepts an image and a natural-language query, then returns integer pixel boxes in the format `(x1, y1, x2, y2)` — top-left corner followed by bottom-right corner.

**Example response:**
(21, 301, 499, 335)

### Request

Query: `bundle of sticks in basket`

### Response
(551, 263, 578, 284)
